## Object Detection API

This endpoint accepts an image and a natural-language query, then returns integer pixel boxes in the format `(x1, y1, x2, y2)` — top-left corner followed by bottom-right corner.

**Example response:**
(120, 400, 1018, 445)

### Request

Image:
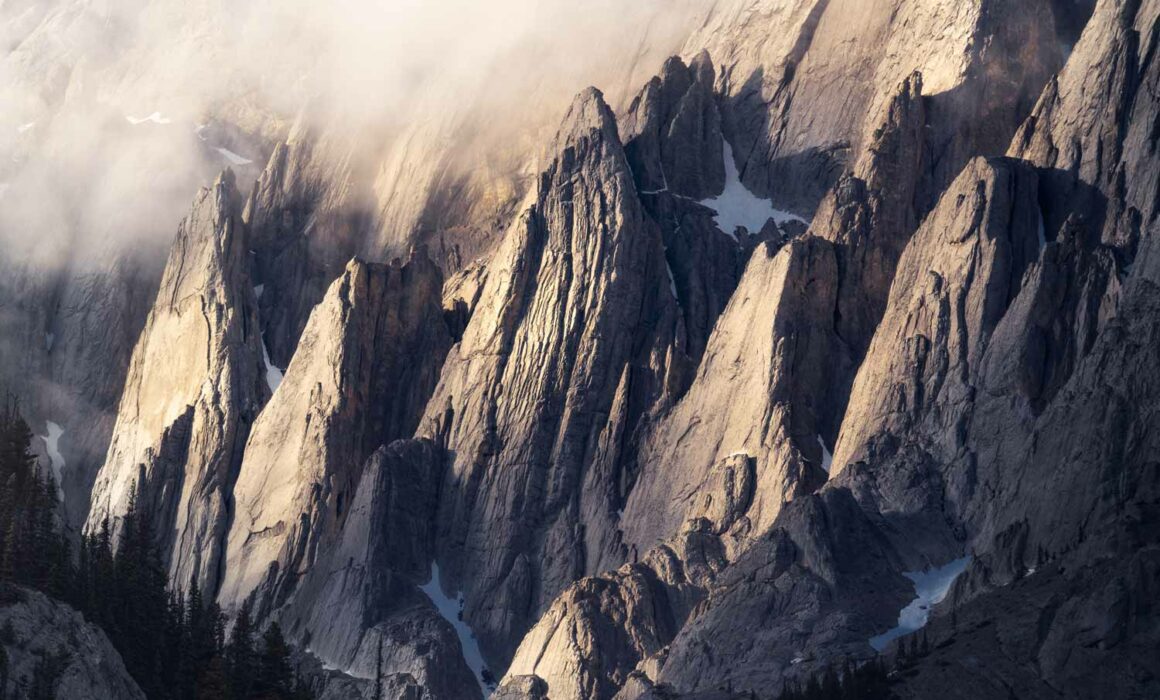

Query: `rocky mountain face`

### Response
(490, 1, 1160, 698)
(220, 253, 451, 615)
(0, 585, 145, 700)
(86, 170, 268, 594)
(416, 87, 686, 669)
(3, 0, 1159, 699)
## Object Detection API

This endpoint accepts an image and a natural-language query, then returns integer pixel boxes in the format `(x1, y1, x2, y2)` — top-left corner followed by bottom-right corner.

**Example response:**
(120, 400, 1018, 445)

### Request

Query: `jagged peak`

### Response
(688, 48, 716, 85)
(552, 86, 621, 152)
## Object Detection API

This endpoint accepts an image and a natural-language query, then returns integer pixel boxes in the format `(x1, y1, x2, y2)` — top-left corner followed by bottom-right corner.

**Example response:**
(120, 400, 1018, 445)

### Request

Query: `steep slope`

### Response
(0, 251, 157, 529)
(275, 440, 483, 700)
(620, 236, 836, 555)
(243, 125, 371, 369)
(620, 51, 767, 385)
(220, 253, 451, 617)
(685, 0, 1067, 218)
(506, 156, 1041, 699)
(85, 170, 266, 594)
(417, 87, 683, 668)
(619, 69, 927, 564)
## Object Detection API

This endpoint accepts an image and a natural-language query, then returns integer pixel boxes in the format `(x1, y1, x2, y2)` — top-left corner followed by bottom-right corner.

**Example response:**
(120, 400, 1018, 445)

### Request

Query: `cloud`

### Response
(0, 0, 703, 270)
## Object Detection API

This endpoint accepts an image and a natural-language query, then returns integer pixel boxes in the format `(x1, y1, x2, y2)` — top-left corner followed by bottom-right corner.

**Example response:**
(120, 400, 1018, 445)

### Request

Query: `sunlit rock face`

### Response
(86, 170, 267, 595)
(220, 252, 452, 617)
(6, 1, 1160, 699)
(493, 1, 1160, 694)
(684, 0, 1067, 217)
(415, 86, 686, 669)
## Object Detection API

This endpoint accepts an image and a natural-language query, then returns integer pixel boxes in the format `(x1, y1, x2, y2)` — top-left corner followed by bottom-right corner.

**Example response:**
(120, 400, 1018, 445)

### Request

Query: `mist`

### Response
(0, 0, 704, 272)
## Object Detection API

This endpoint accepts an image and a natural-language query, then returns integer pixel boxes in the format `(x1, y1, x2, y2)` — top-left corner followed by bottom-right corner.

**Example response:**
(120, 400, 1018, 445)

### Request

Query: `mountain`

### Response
(1, 0, 1158, 698)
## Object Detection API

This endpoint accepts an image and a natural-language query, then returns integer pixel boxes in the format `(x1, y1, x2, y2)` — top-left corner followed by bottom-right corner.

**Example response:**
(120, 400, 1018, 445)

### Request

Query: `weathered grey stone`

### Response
(0, 585, 145, 700)
(220, 252, 451, 617)
(86, 170, 267, 595)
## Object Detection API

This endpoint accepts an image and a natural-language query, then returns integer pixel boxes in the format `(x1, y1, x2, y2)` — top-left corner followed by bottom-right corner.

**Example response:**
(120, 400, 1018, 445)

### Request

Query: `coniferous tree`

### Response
(0, 399, 316, 700)
(0, 644, 9, 700)
(373, 634, 384, 700)
(227, 597, 256, 699)
(256, 622, 294, 699)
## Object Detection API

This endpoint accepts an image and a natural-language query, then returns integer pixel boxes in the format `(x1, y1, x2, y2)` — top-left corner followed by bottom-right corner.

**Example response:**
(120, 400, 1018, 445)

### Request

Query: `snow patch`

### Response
(666, 262, 678, 298)
(39, 422, 66, 500)
(126, 112, 172, 125)
(215, 147, 253, 166)
(254, 284, 265, 300)
(17, 122, 36, 134)
(869, 556, 971, 652)
(44, 332, 54, 352)
(816, 435, 833, 474)
(260, 333, 283, 394)
(700, 140, 806, 239)
(420, 563, 493, 696)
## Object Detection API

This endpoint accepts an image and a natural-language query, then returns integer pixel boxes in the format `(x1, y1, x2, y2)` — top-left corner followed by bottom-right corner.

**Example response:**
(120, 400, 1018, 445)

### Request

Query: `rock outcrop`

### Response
(220, 253, 451, 617)
(620, 52, 760, 381)
(620, 236, 836, 555)
(685, 0, 1067, 218)
(86, 170, 267, 594)
(244, 126, 371, 369)
(0, 584, 145, 700)
(270, 440, 483, 700)
(418, 87, 683, 667)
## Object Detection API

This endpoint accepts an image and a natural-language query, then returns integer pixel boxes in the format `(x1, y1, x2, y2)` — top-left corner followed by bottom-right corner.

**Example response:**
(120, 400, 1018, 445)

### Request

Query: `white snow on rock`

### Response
(44, 332, 55, 352)
(420, 563, 493, 696)
(215, 147, 253, 166)
(39, 421, 66, 500)
(816, 435, 833, 474)
(666, 261, 678, 298)
(254, 284, 265, 300)
(126, 112, 172, 125)
(869, 556, 971, 652)
(260, 333, 283, 394)
(700, 139, 806, 239)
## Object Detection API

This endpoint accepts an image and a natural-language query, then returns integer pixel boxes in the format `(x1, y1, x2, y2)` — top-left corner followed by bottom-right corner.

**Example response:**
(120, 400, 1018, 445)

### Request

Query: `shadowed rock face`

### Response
(687, 0, 1066, 219)
(0, 249, 158, 530)
(220, 252, 452, 618)
(10, 2, 1160, 698)
(621, 236, 837, 557)
(0, 585, 146, 700)
(86, 170, 267, 595)
(495, 0, 1160, 677)
(276, 440, 483, 700)
(620, 52, 768, 387)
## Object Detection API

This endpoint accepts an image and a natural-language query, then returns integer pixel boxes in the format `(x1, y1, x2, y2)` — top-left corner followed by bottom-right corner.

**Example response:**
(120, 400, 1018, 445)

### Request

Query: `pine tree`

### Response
(256, 622, 294, 699)
(0, 644, 9, 700)
(227, 598, 256, 699)
(373, 634, 384, 700)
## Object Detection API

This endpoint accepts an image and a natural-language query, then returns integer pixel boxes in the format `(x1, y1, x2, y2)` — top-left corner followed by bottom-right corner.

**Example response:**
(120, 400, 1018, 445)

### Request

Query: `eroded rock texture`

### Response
(86, 170, 267, 594)
(0, 585, 146, 700)
(418, 87, 683, 668)
(282, 440, 482, 700)
(220, 253, 451, 616)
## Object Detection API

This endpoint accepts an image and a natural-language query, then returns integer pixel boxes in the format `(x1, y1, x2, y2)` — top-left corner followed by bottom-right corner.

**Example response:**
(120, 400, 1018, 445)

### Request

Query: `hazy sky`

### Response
(0, 0, 703, 269)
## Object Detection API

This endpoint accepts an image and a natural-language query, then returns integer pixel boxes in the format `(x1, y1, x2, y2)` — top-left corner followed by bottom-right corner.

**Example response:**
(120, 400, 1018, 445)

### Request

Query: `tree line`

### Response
(0, 401, 312, 699)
